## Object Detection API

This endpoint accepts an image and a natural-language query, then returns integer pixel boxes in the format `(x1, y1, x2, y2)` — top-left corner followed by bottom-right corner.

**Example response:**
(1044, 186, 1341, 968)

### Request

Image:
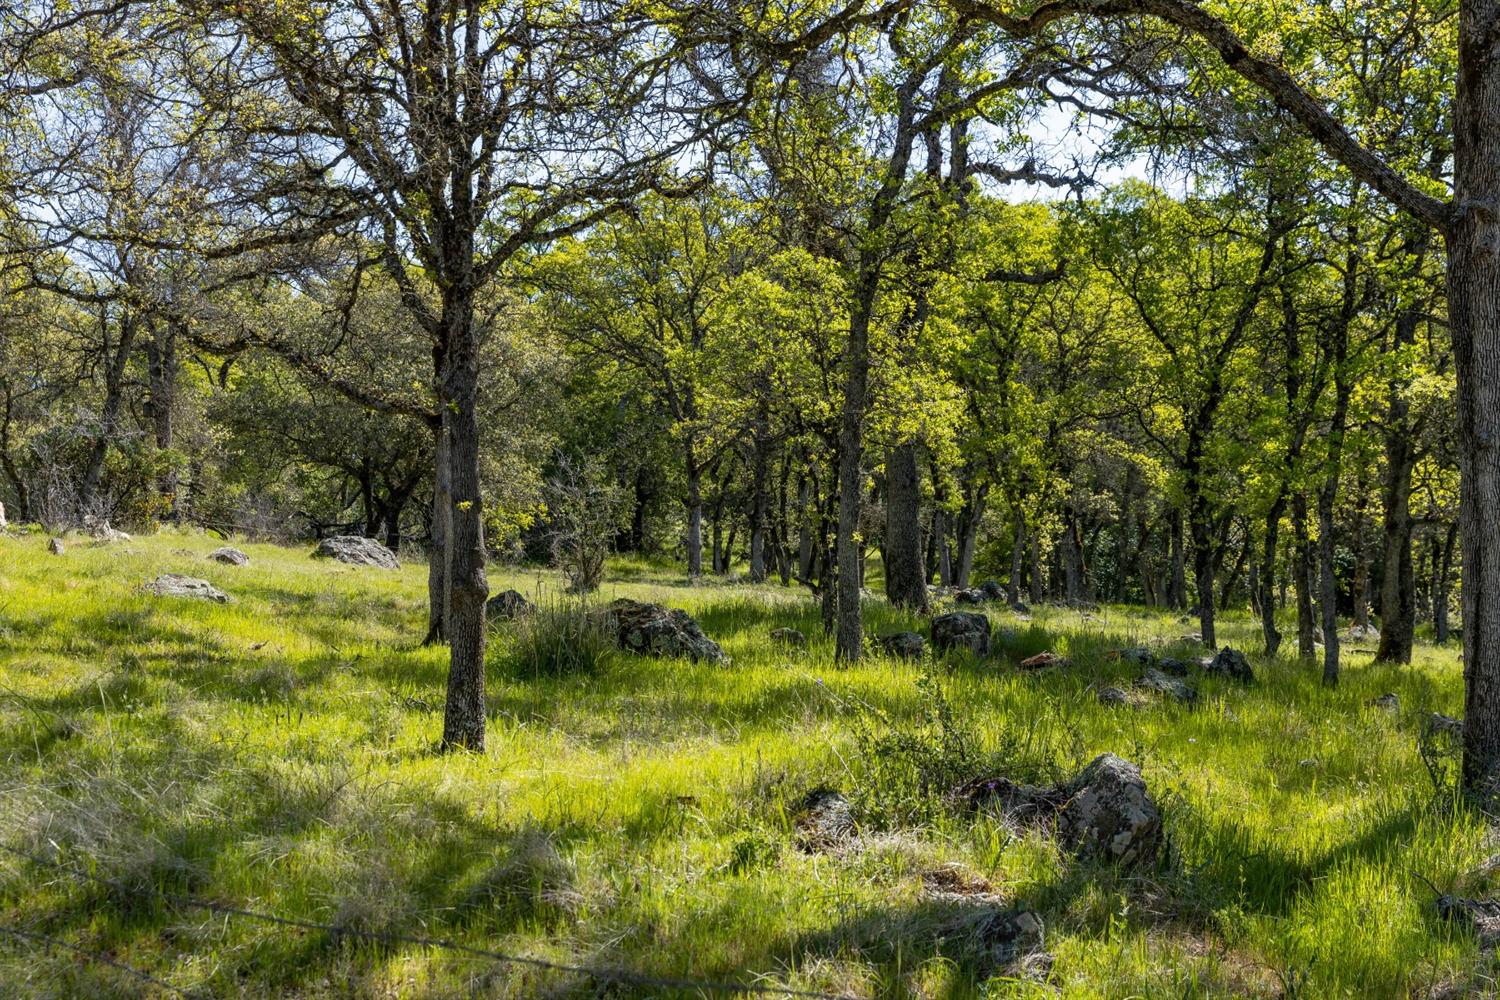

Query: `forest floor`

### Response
(0, 528, 1494, 998)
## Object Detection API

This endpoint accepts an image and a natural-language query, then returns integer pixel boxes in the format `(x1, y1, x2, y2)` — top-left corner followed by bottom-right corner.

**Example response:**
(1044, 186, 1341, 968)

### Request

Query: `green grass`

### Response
(0, 528, 1494, 997)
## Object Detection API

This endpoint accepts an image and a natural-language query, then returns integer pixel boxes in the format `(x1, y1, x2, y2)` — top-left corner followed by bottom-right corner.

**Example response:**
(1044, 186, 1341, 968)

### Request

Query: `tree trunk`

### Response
(79, 307, 136, 517)
(1437, 521, 1457, 645)
(884, 441, 928, 611)
(1009, 508, 1026, 604)
(1169, 509, 1187, 611)
(1259, 494, 1286, 655)
(1061, 501, 1084, 601)
(439, 286, 488, 752)
(835, 286, 875, 660)
(144, 318, 179, 518)
(1292, 492, 1317, 657)
(424, 413, 449, 645)
(686, 462, 704, 578)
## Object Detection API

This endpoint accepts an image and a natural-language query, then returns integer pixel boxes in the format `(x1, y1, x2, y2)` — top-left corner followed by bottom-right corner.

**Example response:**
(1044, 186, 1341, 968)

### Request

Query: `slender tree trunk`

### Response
(884, 441, 928, 610)
(144, 318, 178, 518)
(439, 284, 488, 752)
(685, 461, 704, 578)
(1260, 494, 1286, 655)
(424, 414, 449, 645)
(1437, 521, 1457, 645)
(1292, 492, 1317, 657)
(1169, 509, 1187, 611)
(835, 286, 875, 660)
(0, 385, 31, 521)
(79, 307, 136, 517)
(1009, 508, 1026, 604)
(1061, 501, 1084, 601)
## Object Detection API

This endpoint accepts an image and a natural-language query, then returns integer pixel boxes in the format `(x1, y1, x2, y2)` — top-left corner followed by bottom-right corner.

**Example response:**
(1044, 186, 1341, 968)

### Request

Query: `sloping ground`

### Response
(0, 529, 1491, 998)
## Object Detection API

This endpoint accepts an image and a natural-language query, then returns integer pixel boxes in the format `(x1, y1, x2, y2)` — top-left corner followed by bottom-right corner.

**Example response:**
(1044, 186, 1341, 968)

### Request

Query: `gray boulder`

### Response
(144, 574, 230, 603)
(1097, 685, 1134, 707)
(1369, 692, 1401, 713)
(1204, 646, 1255, 683)
(1426, 712, 1464, 739)
(605, 598, 726, 664)
(978, 580, 1005, 600)
(1135, 668, 1198, 705)
(312, 535, 399, 569)
(879, 631, 925, 659)
(486, 589, 536, 621)
(954, 588, 988, 605)
(932, 611, 991, 656)
(1057, 753, 1162, 867)
(47, 537, 64, 556)
(207, 546, 249, 566)
(770, 627, 808, 649)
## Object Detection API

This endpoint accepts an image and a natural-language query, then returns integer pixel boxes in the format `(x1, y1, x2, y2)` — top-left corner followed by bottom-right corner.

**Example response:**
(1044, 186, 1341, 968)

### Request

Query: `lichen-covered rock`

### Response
(1135, 667, 1198, 705)
(1019, 651, 1069, 670)
(486, 589, 535, 621)
(47, 537, 64, 556)
(144, 574, 230, 603)
(978, 580, 1005, 601)
(794, 788, 855, 850)
(1097, 685, 1133, 707)
(605, 598, 726, 664)
(879, 631, 925, 659)
(1203, 646, 1255, 683)
(1369, 692, 1401, 713)
(312, 535, 399, 569)
(770, 627, 807, 648)
(932, 611, 991, 656)
(1057, 753, 1162, 867)
(954, 588, 988, 605)
(207, 546, 249, 566)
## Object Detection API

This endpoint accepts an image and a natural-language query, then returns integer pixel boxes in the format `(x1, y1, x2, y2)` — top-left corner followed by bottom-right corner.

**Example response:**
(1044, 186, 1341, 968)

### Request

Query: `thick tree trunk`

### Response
(1451, 62, 1500, 789)
(439, 287, 488, 752)
(1061, 502, 1085, 601)
(884, 441, 928, 610)
(0, 385, 31, 521)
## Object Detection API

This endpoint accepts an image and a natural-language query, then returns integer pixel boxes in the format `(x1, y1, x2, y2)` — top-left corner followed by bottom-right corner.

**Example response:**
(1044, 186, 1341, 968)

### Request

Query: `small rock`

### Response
(486, 589, 535, 621)
(1009, 601, 1030, 614)
(973, 907, 1046, 968)
(1438, 895, 1500, 944)
(932, 612, 991, 656)
(1057, 753, 1162, 867)
(47, 537, 64, 556)
(794, 788, 855, 850)
(1204, 647, 1255, 683)
(1426, 713, 1464, 739)
(1114, 646, 1157, 667)
(1158, 656, 1193, 677)
(1179, 633, 1203, 644)
(879, 631, 925, 659)
(1134, 667, 1198, 705)
(144, 574, 230, 603)
(207, 546, 249, 566)
(312, 535, 399, 569)
(1369, 692, 1400, 713)
(1019, 651, 1069, 670)
(770, 627, 807, 648)
(978, 580, 1005, 601)
(86, 518, 130, 542)
(605, 598, 726, 664)
(954, 588, 988, 605)
(1097, 685, 1133, 707)
(1345, 623, 1380, 641)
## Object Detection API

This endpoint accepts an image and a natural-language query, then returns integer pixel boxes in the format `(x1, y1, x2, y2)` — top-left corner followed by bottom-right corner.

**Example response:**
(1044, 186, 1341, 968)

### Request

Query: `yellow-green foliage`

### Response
(0, 531, 1491, 997)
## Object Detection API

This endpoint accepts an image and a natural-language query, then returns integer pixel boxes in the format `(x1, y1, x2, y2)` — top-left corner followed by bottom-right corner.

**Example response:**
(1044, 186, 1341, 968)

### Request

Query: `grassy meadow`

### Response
(0, 528, 1495, 998)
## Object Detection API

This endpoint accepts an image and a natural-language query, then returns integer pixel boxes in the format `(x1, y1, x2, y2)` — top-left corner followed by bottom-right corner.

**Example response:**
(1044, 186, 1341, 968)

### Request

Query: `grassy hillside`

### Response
(0, 529, 1491, 998)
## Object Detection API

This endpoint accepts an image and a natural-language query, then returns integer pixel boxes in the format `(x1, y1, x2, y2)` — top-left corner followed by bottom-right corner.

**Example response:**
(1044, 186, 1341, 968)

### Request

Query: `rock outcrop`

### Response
(144, 574, 230, 603)
(605, 598, 726, 664)
(312, 535, 399, 569)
